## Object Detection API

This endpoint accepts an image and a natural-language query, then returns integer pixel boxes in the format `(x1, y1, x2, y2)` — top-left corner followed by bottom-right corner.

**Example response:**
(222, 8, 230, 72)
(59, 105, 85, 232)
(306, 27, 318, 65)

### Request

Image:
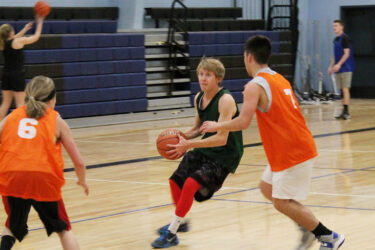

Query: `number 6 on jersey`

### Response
(18, 118, 38, 139)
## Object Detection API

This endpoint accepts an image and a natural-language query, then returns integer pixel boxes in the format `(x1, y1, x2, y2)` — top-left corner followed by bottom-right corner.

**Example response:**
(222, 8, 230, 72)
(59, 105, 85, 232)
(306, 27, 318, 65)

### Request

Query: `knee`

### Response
(259, 181, 272, 201)
(272, 199, 290, 214)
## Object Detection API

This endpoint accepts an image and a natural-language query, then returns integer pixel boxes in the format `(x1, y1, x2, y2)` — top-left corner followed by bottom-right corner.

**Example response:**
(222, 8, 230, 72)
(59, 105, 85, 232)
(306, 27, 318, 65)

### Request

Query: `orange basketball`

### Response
(34, 1, 51, 17)
(156, 128, 187, 160)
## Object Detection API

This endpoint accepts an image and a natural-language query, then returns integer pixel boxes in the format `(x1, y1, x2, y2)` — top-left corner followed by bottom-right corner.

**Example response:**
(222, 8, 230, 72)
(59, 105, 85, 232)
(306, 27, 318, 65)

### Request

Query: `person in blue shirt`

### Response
(328, 20, 355, 120)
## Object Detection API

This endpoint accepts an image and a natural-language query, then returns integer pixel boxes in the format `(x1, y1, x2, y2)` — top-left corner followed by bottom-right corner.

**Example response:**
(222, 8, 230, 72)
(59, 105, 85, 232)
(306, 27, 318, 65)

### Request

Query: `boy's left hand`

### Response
(166, 134, 189, 159)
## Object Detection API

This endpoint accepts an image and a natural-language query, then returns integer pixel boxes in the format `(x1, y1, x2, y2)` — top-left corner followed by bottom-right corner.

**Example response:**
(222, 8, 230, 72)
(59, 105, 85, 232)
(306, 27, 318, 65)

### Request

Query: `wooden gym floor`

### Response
(1, 99, 375, 250)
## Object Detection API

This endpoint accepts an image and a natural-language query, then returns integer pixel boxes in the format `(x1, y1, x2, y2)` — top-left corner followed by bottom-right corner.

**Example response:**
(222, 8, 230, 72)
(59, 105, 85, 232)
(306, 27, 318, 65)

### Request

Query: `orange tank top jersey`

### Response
(0, 106, 64, 201)
(254, 68, 317, 172)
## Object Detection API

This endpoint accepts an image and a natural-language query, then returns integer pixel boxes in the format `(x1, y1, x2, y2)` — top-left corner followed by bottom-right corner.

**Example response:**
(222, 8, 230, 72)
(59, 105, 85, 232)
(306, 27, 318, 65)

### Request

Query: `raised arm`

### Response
(13, 22, 33, 39)
(12, 16, 44, 49)
(57, 115, 89, 195)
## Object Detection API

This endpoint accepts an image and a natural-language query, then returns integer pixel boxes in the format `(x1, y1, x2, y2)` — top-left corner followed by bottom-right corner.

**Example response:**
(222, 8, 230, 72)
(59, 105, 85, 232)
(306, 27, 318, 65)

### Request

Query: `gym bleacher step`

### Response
(146, 66, 188, 72)
(145, 53, 189, 59)
(146, 78, 190, 85)
(147, 96, 191, 111)
(147, 91, 190, 98)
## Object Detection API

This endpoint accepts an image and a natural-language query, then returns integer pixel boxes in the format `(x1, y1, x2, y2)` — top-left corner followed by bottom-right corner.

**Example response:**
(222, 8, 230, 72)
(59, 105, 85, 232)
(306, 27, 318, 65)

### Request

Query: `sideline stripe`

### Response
(64, 126, 375, 172)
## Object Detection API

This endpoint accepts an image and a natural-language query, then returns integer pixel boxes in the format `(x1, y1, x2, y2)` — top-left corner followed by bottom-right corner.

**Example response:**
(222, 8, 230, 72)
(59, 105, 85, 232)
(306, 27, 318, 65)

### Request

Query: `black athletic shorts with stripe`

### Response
(170, 150, 230, 202)
(2, 196, 71, 241)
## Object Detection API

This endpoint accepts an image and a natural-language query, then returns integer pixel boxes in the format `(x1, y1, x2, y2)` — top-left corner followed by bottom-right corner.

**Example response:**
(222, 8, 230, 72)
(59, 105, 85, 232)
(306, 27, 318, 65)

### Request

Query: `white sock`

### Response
(168, 215, 183, 234)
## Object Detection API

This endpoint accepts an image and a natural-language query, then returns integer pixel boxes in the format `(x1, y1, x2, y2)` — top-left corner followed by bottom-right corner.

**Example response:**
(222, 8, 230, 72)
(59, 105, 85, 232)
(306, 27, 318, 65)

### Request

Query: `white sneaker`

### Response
(318, 232, 345, 250)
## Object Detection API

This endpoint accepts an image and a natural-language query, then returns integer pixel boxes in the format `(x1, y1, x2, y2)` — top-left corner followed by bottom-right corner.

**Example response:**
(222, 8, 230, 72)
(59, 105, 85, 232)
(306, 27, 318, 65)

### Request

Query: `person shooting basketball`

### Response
(0, 1, 49, 121)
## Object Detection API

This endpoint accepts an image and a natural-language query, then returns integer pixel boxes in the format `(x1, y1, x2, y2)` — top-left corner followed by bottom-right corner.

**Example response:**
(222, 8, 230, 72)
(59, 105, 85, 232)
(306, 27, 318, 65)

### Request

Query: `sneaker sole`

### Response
(151, 240, 179, 248)
(333, 235, 345, 250)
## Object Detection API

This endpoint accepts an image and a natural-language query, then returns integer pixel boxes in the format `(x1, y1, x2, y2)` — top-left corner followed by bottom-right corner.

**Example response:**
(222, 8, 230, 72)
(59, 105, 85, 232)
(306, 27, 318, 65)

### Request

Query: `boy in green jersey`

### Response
(151, 58, 243, 248)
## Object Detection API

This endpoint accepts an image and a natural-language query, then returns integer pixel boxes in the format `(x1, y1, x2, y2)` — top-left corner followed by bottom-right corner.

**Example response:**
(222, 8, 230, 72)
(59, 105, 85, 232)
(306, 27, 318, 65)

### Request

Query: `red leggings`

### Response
(169, 178, 201, 217)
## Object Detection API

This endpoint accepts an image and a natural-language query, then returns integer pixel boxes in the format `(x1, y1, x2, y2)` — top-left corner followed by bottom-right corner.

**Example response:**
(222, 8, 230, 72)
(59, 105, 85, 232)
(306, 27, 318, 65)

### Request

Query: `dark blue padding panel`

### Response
(59, 34, 144, 49)
(49, 73, 145, 91)
(56, 99, 148, 118)
(61, 86, 146, 104)
(0, 20, 117, 34)
(60, 60, 144, 76)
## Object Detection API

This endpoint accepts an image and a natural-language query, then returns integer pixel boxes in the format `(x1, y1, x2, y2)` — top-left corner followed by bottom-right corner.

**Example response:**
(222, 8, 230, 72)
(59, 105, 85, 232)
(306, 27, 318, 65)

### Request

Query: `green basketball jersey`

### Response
(194, 88, 243, 173)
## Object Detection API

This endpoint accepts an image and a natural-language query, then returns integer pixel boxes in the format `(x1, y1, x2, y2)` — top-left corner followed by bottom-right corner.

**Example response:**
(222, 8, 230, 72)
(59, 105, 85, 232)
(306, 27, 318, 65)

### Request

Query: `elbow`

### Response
(218, 136, 228, 146)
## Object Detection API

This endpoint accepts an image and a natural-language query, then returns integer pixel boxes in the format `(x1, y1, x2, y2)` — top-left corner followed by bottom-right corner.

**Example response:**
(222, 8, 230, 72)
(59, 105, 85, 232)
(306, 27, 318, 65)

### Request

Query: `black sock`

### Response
(343, 105, 349, 114)
(311, 222, 332, 237)
(0, 235, 16, 250)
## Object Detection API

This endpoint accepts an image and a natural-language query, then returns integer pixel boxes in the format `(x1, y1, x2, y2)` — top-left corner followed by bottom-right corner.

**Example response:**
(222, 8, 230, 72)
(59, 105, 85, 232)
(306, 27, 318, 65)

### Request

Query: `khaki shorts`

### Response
(335, 72, 352, 89)
(261, 158, 315, 200)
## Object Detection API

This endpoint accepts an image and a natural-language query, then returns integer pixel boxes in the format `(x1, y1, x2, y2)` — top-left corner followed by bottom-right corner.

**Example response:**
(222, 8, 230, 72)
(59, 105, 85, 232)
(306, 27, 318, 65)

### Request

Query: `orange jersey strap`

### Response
(254, 68, 317, 172)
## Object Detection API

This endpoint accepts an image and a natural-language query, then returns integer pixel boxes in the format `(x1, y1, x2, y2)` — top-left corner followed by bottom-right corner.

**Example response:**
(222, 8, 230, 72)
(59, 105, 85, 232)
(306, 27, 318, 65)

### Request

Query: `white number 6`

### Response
(18, 118, 38, 139)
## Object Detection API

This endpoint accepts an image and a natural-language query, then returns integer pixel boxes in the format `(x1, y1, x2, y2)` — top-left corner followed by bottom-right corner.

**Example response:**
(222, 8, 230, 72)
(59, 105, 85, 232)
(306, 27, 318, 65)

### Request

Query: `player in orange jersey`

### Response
(200, 36, 345, 250)
(0, 76, 88, 250)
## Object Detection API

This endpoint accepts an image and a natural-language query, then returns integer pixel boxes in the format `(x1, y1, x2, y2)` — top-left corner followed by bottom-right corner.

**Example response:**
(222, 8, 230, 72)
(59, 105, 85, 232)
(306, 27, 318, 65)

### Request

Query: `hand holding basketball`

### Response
(156, 128, 187, 160)
(34, 1, 51, 17)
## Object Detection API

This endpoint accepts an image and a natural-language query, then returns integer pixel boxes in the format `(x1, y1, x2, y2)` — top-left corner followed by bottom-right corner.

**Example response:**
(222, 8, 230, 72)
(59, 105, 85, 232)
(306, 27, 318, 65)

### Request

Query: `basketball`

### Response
(156, 128, 187, 160)
(34, 1, 51, 17)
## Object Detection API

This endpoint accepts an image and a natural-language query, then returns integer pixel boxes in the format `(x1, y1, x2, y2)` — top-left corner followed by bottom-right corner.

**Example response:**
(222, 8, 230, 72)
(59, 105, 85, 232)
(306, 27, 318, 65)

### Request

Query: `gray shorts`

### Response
(335, 72, 352, 89)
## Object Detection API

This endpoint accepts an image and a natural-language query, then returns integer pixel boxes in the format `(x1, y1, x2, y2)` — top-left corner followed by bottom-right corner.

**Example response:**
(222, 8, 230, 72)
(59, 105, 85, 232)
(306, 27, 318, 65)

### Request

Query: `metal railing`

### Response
(166, 0, 189, 95)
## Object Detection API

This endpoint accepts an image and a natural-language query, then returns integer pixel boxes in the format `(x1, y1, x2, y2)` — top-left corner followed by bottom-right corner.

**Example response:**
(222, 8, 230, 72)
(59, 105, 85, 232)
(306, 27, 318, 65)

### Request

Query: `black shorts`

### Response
(1, 71, 26, 92)
(2, 196, 71, 241)
(170, 150, 230, 202)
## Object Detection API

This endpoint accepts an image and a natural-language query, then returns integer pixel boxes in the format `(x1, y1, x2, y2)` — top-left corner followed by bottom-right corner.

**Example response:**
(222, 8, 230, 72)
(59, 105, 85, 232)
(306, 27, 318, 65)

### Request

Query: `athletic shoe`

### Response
(157, 221, 189, 235)
(335, 113, 351, 120)
(295, 227, 316, 250)
(151, 230, 179, 248)
(318, 232, 345, 250)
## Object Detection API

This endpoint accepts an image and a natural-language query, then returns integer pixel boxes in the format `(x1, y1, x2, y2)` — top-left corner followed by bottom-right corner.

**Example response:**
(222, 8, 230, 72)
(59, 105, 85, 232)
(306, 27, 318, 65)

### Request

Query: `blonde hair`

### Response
(196, 57, 225, 83)
(0, 24, 13, 50)
(25, 76, 56, 119)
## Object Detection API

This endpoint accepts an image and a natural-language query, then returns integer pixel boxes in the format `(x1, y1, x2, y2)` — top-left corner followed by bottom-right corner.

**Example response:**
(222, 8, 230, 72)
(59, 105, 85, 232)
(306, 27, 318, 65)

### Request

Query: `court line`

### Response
(63, 126, 375, 173)
(29, 203, 172, 232)
(30, 165, 375, 232)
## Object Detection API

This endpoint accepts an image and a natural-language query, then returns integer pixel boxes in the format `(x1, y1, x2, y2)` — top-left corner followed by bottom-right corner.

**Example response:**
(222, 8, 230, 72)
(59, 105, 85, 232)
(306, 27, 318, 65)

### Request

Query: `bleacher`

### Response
(187, 31, 294, 105)
(145, 7, 264, 31)
(0, 7, 148, 118)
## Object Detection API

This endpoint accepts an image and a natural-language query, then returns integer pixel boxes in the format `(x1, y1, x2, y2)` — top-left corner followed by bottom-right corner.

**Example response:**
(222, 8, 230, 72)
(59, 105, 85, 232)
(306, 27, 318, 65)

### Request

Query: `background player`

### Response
(0, 76, 88, 250)
(328, 20, 355, 120)
(0, 15, 44, 121)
